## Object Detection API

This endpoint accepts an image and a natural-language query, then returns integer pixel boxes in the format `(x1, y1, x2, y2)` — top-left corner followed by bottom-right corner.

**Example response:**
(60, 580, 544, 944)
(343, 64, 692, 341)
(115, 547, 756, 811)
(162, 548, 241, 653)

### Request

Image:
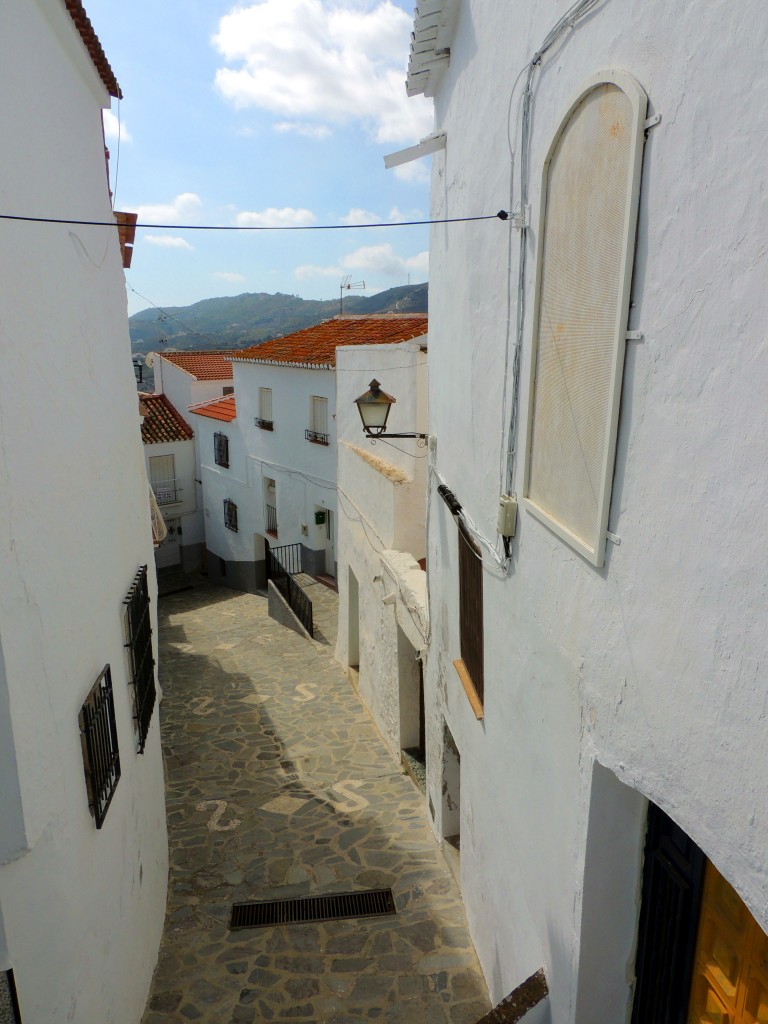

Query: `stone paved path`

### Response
(142, 580, 490, 1024)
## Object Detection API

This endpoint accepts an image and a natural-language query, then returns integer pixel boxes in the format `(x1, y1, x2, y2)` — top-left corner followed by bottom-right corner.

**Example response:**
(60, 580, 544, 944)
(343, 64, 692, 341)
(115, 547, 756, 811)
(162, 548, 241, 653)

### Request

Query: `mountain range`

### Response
(129, 283, 428, 356)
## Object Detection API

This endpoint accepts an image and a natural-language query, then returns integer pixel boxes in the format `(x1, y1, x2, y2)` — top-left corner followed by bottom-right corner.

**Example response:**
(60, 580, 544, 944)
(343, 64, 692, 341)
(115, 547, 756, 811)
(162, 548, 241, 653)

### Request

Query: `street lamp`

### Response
(354, 380, 428, 441)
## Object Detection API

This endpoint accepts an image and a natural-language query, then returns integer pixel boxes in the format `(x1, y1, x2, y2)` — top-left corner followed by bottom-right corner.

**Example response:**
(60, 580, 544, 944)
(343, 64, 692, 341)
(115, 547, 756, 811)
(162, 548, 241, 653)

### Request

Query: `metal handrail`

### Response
(266, 547, 313, 637)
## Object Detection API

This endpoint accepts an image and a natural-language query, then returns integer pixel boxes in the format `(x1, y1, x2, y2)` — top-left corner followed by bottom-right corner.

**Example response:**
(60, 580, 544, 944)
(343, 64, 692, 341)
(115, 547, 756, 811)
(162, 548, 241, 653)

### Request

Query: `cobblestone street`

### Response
(142, 578, 490, 1024)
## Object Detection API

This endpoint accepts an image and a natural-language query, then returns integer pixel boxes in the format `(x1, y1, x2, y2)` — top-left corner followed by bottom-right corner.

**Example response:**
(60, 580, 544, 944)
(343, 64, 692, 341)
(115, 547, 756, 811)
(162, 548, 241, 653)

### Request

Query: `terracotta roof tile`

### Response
(231, 314, 428, 369)
(139, 393, 194, 444)
(63, 0, 122, 98)
(189, 394, 237, 423)
(160, 351, 234, 381)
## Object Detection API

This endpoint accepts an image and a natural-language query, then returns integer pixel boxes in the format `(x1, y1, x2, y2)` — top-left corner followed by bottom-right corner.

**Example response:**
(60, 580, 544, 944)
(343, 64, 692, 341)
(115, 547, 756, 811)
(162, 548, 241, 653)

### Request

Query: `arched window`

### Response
(524, 71, 647, 566)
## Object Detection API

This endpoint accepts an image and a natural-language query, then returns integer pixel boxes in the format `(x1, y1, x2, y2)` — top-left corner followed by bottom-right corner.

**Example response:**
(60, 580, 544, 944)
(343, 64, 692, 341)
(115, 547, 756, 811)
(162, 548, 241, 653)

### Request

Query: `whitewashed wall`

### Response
(193, 410, 261, 586)
(335, 342, 429, 757)
(422, 0, 768, 1018)
(234, 362, 337, 566)
(154, 359, 234, 560)
(144, 437, 198, 565)
(0, 1, 167, 1021)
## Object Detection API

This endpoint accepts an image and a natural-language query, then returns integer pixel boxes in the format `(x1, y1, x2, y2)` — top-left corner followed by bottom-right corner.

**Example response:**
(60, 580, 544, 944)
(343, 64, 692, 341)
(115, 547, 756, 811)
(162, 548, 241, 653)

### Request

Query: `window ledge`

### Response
(453, 660, 484, 720)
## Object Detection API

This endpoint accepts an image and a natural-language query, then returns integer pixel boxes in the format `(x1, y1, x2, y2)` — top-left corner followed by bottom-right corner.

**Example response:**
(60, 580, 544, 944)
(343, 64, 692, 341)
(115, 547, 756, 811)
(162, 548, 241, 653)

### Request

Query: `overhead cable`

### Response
(0, 211, 511, 232)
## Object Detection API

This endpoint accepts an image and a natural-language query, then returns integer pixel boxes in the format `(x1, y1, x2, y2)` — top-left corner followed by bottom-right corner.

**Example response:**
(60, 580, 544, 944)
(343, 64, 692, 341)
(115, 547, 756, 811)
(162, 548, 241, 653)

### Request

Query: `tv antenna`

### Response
(339, 275, 365, 316)
(157, 313, 168, 345)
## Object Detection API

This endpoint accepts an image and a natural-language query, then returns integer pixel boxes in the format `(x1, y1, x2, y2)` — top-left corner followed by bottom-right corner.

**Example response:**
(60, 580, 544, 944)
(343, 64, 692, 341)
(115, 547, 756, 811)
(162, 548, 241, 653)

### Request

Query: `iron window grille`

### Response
(458, 521, 484, 703)
(79, 664, 121, 828)
(124, 565, 156, 754)
(224, 498, 239, 532)
(214, 431, 230, 468)
(265, 502, 278, 536)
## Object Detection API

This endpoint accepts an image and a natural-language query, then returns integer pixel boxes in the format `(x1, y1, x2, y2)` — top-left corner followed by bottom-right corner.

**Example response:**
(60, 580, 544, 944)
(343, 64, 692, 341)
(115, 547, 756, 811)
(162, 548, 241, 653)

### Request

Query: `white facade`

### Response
(191, 401, 259, 591)
(143, 434, 197, 569)
(152, 356, 235, 569)
(411, 1, 768, 1021)
(334, 342, 429, 760)
(230, 361, 339, 584)
(0, 2, 167, 1022)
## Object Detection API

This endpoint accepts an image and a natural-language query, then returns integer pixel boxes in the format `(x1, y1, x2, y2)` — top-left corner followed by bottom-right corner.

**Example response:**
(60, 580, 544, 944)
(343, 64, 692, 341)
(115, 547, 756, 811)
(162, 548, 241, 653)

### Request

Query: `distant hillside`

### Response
(129, 284, 428, 356)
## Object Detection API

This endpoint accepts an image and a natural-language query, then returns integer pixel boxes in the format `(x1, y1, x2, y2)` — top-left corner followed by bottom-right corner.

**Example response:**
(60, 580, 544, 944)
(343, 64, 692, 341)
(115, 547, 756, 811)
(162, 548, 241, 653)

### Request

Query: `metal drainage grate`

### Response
(230, 888, 396, 930)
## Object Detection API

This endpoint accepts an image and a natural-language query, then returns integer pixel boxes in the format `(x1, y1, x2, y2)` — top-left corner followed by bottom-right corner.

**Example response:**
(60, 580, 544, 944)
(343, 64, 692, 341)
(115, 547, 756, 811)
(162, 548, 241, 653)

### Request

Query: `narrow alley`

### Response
(142, 578, 490, 1024)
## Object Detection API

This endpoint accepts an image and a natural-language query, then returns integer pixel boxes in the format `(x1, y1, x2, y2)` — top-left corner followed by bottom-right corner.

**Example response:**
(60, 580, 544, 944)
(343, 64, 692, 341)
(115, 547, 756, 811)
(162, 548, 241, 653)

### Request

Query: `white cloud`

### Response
(295, 242, 428, 281)
(103, 109, 132, 143)
(340, 208, 382, 225)
(214, 271, 247, 282)
(212, 0, 433, 144)
(144, 235, 194, 250)
(274, 121, 332, 140)
(136, 193, 203, 223)
(235, 207, 316, 227)
(393, 159, 431, 184)
(295, 263, 342, 280)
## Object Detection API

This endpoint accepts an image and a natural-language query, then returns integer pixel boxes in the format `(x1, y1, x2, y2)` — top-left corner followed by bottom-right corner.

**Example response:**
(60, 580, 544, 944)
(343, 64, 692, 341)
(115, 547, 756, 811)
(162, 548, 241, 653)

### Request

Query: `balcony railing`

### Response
(255, 417, 274, 431)
(305, 429, 330, 446)
(265, 503, 278, 536)
(152, 479, 182, 506)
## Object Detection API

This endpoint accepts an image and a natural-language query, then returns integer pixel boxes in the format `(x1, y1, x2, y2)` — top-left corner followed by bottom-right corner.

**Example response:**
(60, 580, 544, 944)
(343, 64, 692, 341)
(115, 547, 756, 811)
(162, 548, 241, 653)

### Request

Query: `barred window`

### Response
(224, 498, 239, 532)
(124, 565, 156, 754)
(79, 664, 121, 827)
(214, 431, 230, 468)
(457, 522, 483, 706)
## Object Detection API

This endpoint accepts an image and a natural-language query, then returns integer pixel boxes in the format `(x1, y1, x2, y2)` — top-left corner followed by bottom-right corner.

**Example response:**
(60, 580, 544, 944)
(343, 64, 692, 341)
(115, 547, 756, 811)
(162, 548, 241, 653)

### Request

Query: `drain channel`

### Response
(230, 887, 396, 929)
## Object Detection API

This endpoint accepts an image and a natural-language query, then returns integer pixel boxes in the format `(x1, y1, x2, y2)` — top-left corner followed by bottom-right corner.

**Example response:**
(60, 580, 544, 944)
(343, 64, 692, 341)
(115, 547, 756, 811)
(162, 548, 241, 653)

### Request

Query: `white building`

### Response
(140, 393, 196, 570)
(209, 314, 429, 593)
(334, 340, 429, 776)
(401, 2, 768, 1021)
(189, 393, 259, 590)
(151, 350, 235, 571)
(0, 2, 167, 1022)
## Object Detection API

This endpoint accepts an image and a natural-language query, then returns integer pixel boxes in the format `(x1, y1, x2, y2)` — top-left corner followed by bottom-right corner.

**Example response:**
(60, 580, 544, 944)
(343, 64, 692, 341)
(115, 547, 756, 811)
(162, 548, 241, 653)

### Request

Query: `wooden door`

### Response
(688, 862, 768, 1024)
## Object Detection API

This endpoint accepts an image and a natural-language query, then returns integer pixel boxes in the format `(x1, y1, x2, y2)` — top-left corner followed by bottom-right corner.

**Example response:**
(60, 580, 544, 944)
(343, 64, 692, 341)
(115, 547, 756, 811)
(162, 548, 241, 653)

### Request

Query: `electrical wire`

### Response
(0, 211, 510, 232)
(127, 283, 225, 345)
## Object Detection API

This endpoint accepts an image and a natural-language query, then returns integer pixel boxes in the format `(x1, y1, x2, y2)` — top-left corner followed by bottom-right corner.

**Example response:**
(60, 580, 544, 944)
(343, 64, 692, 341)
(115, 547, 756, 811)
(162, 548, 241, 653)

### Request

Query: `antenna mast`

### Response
(339, 275, 365, 316)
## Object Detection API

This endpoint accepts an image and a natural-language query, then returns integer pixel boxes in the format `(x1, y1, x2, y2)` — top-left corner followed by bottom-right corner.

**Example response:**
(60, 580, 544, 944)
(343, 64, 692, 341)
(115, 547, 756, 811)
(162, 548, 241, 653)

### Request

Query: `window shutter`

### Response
(525, 72, 647, 566)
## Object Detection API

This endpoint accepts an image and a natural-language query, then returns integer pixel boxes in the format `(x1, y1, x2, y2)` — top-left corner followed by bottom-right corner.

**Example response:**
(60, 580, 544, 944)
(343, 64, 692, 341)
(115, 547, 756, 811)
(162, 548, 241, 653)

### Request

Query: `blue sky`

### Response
(84, 0, 433, 315)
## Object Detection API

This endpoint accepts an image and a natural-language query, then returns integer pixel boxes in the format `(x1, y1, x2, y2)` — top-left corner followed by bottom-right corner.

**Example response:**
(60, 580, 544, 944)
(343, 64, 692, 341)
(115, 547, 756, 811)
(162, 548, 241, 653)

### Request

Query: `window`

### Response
(453, 522, 484, 717)
(306, 395, 329, 445)
(256, 387, 273, 430)
(525, 72, 647, 567)
(79, 664, 121, 827)
(149, 453, 179, 505)
(223, 385, 234, 396)
(264, 479, 278, 537)
(224, 498, 238, 532)
(214, 431, 230, 468)
(124, 565, 156, 754)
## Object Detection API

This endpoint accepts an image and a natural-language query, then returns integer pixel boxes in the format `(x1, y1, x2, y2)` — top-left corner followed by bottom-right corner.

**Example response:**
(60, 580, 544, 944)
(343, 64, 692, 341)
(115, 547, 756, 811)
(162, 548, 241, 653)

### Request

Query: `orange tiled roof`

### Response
(231, 314, 428, 370)
(189, 394, 237, 423)
(139, 393, 193, 444)
(159, 350, 234, 381)
(64, 1, 122, 98)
